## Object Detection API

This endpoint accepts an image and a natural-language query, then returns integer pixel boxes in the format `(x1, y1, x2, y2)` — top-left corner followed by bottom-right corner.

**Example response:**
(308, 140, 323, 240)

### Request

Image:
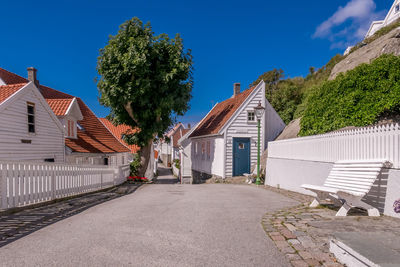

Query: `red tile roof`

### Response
(172, 128, 190, 148)
(100, 118, 140, 154)
(166, 123, 183, 138)
(0, 67, 28, 85)
(189, 87, 256, 138)
(46, 98, 73, 116)
(0, 67, 129, 154)
(0, 83, 26, 104)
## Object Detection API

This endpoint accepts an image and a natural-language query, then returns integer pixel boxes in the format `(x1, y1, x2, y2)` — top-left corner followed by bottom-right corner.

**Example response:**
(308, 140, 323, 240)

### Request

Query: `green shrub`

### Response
(300, 54, 400, 136)
(130, 154, 141, 176)
(173, 159, 180, 169)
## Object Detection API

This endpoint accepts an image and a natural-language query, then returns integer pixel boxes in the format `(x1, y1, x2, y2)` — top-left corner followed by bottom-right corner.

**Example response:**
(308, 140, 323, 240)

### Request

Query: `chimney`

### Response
(188, 123, 191, 129)
(27, 67, 39, 87)
(233, 83, 240, 97)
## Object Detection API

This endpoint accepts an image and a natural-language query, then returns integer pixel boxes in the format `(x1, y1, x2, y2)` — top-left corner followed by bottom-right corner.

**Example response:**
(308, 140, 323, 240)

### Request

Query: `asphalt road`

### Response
(0, 169, 297, 267)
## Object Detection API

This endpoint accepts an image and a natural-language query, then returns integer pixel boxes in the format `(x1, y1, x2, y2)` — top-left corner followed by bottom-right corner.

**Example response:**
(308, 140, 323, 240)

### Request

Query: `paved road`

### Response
(0, 168, 297, 266)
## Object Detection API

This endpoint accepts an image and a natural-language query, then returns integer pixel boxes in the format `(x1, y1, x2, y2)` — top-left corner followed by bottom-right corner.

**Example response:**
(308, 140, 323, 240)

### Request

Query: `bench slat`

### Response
(334, 163, 384, 167)
(326, 177, 375, 186)
(331, 167, 382, 172)
(324, 183, 369, 194)
(325, 182, 371, 191)
(329, 171, 379, 177)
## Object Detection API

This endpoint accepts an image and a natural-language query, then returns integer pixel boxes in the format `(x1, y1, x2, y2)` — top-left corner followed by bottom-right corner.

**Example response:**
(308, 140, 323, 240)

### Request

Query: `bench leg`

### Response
(367, 208, 380, 217)
(310, 198, 320, 208)
(336, 203, 351, 216)
(336, 192, 381, 217)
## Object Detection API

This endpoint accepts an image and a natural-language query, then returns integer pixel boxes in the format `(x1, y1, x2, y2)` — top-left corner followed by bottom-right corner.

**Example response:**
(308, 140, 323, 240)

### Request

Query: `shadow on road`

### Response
(0, 184, 141, 248)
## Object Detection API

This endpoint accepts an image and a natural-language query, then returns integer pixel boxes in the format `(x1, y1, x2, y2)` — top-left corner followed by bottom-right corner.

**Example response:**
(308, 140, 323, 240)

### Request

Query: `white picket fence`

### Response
(0, 161, 131, 210)
(268, 123, 400, 168)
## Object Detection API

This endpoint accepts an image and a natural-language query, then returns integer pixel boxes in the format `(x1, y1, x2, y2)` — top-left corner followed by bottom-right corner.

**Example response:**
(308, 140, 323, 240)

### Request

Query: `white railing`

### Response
(268, 123, 400, 168)
(0, 161, 130, 210)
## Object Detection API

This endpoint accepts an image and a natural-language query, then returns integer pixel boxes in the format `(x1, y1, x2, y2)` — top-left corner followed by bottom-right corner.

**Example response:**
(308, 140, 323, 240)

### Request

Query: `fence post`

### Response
(51, 166, 56, 200)
(100, 171, 103, 189)
(1, 163, 7, 209)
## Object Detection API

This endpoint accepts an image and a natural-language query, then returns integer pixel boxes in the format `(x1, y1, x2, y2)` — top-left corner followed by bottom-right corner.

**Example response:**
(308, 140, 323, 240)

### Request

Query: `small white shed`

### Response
(188, 81, 285, 183)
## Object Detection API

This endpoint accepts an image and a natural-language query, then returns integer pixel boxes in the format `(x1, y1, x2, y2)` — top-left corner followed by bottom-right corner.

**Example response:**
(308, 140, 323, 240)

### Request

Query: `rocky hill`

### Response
(330, 27, 400, 80)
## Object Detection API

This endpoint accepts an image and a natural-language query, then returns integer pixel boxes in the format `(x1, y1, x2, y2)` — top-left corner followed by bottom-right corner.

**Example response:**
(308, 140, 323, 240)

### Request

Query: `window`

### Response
(396, 4, 400, 12)
(238, 143, 245, 149)
(27, 103, 35, 133)
(104, 157, 109, 165)
(206, 141, 211, 160)
(195, 142, 198, 155)
(201, 142, 205, 160)
(77, 122, 85, 131)
(247, 111, 255, 122)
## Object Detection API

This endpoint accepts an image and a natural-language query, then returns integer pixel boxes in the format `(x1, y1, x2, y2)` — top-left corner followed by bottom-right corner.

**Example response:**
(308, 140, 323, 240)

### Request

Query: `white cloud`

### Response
(313, 0, 386, 48)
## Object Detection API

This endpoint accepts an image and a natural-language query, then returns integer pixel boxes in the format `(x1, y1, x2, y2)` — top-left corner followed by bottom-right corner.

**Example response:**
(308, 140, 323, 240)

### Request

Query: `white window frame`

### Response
(247, 110, 256, 123)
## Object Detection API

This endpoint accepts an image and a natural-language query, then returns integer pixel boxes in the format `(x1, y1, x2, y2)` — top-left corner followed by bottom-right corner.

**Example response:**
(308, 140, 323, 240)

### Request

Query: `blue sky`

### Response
(0, 0, 392, 126)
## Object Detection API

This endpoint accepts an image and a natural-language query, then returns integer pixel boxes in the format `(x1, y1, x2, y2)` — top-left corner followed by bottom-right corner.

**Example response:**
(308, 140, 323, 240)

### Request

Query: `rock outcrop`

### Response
(330, 27, 400, 80)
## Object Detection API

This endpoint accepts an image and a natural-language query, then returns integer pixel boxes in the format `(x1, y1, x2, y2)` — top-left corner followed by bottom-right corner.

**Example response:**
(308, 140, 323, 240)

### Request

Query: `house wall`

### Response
(59, 115, 77, 139)
(160, 141, 171, 165)
(385, 0, 400, 26)
(66, 152, 132, 166)
(225, 85, 265, 178)
(264, 100, 286, 146)
(191, 136, 224, 181)
(0, 85, 65, 162)
(180, 138, 192, 177)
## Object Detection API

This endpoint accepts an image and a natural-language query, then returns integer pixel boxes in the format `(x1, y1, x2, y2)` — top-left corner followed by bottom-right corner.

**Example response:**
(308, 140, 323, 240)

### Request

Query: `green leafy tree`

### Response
(97, 17, 193, 176)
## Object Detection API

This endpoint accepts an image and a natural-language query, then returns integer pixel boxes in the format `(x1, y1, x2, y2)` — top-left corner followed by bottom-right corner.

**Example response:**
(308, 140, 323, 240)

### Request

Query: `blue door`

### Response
(233, 138, 250, 176)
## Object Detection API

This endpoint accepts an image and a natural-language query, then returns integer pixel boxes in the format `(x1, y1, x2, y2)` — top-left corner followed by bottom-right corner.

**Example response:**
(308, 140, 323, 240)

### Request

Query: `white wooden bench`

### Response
(302, 160, 391, 217)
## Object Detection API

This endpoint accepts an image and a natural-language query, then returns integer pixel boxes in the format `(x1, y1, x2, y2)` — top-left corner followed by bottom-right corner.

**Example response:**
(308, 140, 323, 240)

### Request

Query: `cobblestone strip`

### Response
(261, 205, 343, 267)
(0, 184, 141, 248)
(258, 185, 343, 267)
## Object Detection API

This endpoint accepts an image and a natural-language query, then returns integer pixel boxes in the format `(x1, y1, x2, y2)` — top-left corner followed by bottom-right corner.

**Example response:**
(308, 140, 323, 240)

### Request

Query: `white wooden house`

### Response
(365, 0, 400, 38)
(159, 123, 186, 166)
(0, 81, 65, 162)
(0, 67, 131, 166)
(188, 81, 285, 183)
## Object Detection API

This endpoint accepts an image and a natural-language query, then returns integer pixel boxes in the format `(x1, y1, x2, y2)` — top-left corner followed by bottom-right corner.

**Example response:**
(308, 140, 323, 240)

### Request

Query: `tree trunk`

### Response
(138, 139, 153, 177)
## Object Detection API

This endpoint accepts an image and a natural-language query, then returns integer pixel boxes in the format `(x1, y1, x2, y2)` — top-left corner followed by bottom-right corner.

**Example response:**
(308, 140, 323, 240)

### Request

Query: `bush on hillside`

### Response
(299, 54, 400, 136)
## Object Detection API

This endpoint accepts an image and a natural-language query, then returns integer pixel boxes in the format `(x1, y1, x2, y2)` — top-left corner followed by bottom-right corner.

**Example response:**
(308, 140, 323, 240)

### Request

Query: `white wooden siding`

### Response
(264, 100, 286, 147)
(225, 88, 265, 177)
(191, 136, 224, 177)
(65, 152, 132, 166)
(0, 86, 65, 162)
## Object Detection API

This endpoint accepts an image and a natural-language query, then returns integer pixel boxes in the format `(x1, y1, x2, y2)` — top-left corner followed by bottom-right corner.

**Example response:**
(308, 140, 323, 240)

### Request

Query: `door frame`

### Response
(232, 137, 251, 176)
